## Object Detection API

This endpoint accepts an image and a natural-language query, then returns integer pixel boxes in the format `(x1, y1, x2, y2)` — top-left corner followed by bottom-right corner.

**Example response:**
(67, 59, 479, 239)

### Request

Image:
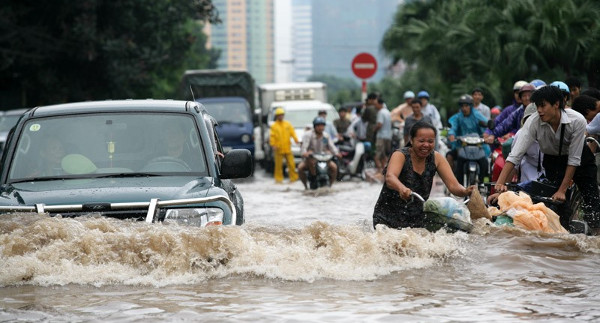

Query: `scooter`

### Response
(456, 134, 487, 187)
(308, 153, 334, 190)
(336, 136, 368, 181)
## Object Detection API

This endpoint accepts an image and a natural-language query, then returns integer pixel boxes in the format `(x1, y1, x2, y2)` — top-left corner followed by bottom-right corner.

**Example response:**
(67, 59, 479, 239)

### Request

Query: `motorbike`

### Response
(307, 153, 334, 190)
(456, 134, 487, 187)
(336, 136, 369, 181)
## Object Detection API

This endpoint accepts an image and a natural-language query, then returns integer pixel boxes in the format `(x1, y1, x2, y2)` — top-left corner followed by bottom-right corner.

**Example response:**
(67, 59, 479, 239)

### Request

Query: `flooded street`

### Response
(1, 169, 600, 322)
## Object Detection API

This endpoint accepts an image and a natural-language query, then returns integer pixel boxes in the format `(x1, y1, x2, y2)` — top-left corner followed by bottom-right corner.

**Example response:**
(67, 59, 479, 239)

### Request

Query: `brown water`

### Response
(1, 170, 600, 322)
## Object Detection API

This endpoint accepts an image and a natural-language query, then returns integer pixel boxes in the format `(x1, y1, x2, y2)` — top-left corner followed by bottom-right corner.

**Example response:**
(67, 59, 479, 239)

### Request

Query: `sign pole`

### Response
(361, 80, 367, 102)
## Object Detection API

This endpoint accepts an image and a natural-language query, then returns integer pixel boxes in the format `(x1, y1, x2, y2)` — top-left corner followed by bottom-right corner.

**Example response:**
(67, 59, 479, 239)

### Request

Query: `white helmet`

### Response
(403, 91, 415, 99)
(513, 80, 528, 91)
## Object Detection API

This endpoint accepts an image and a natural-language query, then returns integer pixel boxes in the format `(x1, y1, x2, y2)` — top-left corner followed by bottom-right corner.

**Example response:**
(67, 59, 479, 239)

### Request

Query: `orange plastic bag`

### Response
(494, 191, 567, 233)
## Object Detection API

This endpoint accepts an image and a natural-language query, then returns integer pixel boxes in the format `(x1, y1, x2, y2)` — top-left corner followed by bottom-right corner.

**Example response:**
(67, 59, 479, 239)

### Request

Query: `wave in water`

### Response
(0, 213, 477, 286)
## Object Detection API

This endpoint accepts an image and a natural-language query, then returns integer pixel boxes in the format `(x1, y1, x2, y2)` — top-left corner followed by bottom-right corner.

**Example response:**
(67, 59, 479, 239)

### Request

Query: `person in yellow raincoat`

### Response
(269, 108, 299, 183)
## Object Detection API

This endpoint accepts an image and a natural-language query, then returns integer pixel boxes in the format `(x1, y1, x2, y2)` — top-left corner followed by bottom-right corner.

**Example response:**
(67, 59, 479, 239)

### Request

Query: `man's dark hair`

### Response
(366, 92, 379, 101)
(571, 95, 598, 117)
(530, 85, 565, 110)
(471, 87, 483, 95)
(338, 106, 347, 112)
(581, 88, 600, 100)
(565, 76, 582, 89)
(411, 98, 422, 105)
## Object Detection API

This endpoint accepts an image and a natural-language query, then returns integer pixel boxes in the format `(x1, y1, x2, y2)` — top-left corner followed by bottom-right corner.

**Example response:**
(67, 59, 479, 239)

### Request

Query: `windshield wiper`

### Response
(90, 173, 163, 178)
(10, 176, 71, 184)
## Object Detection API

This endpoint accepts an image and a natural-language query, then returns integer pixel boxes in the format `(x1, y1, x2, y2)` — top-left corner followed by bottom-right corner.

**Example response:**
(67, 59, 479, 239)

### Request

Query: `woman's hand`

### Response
(464, 185, 475, 197)
(399, 186, 412, 200)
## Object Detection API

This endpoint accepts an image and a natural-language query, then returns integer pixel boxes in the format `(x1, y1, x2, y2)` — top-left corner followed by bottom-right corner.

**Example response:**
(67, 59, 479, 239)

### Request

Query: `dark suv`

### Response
(0, 100, 253, 226)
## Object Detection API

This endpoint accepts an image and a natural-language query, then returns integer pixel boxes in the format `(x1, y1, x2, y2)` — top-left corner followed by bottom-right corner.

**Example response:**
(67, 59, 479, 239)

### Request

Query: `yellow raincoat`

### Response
(269, 120, 298, 154)
(269, 120, 299, 182)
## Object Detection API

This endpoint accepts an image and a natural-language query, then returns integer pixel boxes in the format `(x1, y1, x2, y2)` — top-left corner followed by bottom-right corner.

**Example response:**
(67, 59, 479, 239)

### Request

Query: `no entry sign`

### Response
(351, 53, 377, 79)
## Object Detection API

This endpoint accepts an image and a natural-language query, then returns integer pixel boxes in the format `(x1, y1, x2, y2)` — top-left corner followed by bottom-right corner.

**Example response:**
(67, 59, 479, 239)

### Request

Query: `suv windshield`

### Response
(8, 113, 208, 181)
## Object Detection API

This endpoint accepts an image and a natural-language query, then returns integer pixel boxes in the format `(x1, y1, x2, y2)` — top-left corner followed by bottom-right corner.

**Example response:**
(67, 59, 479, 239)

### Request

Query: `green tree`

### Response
(0, 0, 220, 108)
(381, 0, 600, 120)
(308, 74, 362, 109)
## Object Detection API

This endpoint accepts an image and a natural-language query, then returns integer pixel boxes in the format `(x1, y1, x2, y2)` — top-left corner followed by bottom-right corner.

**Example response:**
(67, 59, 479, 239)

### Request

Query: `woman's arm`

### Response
(385, 150, 412, 200)
(434, 152, 473, 197)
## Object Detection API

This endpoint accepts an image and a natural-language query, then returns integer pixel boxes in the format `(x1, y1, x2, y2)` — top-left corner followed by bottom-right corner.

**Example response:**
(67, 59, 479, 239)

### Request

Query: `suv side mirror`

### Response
(221, 149, 254, 179)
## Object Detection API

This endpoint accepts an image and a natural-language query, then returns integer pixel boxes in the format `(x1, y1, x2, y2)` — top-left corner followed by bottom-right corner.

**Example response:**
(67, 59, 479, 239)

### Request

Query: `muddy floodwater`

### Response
(1, 169, 600, 322)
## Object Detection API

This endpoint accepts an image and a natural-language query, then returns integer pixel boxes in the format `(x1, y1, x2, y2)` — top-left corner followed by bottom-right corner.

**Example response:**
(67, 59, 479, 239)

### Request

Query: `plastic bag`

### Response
(423, 197, 473, 232)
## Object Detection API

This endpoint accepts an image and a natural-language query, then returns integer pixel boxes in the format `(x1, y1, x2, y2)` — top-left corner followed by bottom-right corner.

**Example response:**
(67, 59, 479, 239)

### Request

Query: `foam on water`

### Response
(1, 213, 472, 286)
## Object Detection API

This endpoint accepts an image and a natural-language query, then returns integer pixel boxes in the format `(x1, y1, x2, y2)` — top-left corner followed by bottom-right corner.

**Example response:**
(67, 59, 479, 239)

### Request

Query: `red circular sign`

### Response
(351, 53, 378, 79)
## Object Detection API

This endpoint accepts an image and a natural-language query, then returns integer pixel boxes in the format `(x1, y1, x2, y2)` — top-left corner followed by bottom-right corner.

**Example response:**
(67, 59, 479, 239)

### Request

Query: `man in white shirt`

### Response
(373, 95, 392, 173)
(496, 86, 600, 232)
(472, 88, 491, 120)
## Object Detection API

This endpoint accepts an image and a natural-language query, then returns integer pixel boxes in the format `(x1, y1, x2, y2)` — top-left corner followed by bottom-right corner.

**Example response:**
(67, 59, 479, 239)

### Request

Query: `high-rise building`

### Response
(293, 0, 400, 82)
(291, 0, 312, 82)
(207, 0, 274, 84)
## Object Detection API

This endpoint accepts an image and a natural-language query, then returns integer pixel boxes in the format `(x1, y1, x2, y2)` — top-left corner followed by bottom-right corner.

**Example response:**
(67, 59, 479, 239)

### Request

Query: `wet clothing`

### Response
(270, 120, 299, 182)
(301, 130, 339, 156)
(373, 147, 437, 229)
(269, 120, 298, 154)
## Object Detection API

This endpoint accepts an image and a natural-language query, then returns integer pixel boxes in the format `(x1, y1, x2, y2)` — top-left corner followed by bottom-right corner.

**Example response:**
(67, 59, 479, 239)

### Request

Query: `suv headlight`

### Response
(164, 208, 224, 226)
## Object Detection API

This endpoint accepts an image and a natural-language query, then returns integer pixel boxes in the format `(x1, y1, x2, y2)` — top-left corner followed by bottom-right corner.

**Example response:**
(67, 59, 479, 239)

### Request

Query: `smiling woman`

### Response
(372, 121, 473, 230)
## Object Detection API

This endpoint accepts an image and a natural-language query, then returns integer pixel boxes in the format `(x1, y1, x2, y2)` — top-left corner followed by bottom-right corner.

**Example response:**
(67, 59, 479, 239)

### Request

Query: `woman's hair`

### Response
(406, 121, 437, 147)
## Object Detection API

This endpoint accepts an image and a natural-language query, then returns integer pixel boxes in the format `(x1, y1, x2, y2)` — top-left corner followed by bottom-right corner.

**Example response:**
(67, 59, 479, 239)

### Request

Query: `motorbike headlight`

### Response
(241, 134, 251, 143)
(164, 208, 224, 226)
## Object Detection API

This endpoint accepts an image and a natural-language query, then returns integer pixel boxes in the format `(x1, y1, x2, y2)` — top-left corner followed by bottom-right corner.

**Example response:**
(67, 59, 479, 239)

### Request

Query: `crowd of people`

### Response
(269, 77, 600, 235)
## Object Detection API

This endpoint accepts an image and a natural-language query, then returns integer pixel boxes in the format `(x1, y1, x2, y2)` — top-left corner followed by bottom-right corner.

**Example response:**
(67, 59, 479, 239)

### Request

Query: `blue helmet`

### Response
(417, 90, 430, 99)
(530, 79, 546, 89)
(550, 81, 569, 93)
(313, 117, 326, 127)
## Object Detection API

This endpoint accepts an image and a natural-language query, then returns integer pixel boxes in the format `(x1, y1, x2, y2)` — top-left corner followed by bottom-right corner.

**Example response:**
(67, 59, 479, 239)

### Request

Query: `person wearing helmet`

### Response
(390, 90, 415, 123)
(496, 86, 600, 234)
(269, 107, 300, 183)
(495, 80, 527, 125)
(417, 90, 443, 131)
(490, 106, 501, 120)
(446, 94, 491, 182)
(484, 83, 535, 144)
(297, 117, 341, 189)
(530, 79, 546, 89)
(550, 81, 571, 107)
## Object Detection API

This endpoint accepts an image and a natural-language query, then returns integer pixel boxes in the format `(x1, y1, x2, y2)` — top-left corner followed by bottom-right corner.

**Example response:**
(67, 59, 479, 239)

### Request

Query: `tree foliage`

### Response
(0, 0, 220, 108)
(308, 74, 363, 109)
(381, 0, 600, 120)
